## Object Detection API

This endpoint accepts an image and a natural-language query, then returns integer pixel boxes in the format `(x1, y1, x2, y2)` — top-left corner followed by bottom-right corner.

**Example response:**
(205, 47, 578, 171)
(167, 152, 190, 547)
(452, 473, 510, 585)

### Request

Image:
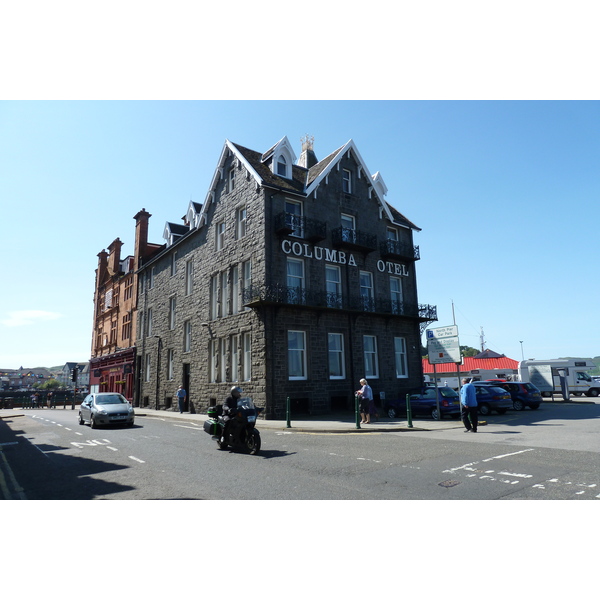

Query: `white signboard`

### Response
(426, 326, 461, 364)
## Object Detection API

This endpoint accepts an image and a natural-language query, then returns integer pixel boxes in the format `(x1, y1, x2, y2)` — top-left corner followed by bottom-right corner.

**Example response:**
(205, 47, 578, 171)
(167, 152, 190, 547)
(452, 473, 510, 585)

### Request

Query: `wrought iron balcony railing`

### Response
(274, 212, 327, 242)
(380, 239, 420, 261)
(243, 284, 437, 321)
(331, 227, 377, 253)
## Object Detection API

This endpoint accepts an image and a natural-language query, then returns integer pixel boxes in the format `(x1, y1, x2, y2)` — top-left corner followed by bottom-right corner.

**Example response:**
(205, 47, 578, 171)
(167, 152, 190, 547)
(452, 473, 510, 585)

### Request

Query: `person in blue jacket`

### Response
(460, 378, 478, 432)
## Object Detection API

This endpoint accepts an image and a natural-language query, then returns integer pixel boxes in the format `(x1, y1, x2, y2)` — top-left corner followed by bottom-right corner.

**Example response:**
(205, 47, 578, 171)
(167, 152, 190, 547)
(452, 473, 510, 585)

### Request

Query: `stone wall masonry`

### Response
(134, 140, 430, 419)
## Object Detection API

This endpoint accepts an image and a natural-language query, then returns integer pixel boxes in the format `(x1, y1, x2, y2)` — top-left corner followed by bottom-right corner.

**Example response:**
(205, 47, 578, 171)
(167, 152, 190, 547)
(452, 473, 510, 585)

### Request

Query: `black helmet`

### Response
(231, 386, 242, 396)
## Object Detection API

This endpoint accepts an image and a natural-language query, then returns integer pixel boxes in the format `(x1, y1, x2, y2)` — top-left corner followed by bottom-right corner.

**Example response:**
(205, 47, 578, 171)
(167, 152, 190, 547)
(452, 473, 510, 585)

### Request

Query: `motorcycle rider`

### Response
(221, 386, 242, 444)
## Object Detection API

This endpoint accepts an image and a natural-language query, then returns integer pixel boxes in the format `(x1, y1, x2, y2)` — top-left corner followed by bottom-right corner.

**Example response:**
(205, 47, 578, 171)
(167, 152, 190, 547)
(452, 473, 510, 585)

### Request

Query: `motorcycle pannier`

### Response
(203, 419, 221, 436)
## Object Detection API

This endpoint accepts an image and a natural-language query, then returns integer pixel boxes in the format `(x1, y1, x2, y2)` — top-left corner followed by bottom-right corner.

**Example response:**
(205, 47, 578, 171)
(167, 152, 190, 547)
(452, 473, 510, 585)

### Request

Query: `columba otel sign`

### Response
(281, 239, 410, 276)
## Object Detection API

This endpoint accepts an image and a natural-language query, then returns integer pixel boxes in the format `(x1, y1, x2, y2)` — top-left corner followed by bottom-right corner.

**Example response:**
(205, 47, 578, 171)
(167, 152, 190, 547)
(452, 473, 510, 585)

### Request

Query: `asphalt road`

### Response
(2, 400, 599, 500)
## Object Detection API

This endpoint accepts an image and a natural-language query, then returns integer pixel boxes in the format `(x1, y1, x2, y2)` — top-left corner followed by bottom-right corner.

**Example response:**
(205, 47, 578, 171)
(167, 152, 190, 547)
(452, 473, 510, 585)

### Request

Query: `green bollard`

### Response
(286, 396, 291, 428)
(406, 393, 413, 428)
(355, 393, 361, 429)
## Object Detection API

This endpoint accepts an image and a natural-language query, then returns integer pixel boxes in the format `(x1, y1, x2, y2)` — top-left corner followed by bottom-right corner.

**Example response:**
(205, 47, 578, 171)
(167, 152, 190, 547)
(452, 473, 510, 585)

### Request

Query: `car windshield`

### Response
(96, 395, 127, 405)
(440, 388, 458, 398)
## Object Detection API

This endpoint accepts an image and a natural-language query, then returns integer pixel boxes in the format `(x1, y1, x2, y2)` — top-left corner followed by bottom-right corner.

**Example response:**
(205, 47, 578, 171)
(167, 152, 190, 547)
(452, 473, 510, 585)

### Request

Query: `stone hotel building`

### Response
(134, 136, 437, 418)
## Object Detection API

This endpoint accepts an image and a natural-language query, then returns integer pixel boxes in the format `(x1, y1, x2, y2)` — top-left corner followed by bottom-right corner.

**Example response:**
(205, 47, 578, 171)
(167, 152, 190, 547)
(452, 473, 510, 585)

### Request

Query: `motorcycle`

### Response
(204, 397, 262, 454)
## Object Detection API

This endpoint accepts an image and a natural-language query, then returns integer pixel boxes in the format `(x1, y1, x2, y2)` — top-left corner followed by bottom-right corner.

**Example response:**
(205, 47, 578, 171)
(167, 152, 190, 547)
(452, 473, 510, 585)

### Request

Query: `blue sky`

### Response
(1, 100, 598, 369)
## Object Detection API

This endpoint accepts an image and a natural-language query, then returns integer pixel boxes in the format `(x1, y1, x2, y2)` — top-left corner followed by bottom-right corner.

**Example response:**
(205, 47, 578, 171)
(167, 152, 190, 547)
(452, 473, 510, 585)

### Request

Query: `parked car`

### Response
(385, 386, 461, 420)
(485, 381, 542, 411)
(78, 392, 135, 428)
(472, 383, 513, 416)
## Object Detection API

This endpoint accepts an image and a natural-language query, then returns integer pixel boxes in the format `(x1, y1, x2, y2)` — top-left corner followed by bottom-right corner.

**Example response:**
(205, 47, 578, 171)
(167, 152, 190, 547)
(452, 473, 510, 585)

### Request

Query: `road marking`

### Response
(0, 449, 27, 500)
(129, 456, 145, 463)
(174, 424, 203, 431)
(444, 448, 535, 474)
(107, 447, 118, 452)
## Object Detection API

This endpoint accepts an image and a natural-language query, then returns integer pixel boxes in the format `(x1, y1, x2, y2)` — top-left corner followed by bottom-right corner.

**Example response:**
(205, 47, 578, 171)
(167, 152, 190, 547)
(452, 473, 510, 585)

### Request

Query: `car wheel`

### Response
(387, 407, 397, 419)
(430, 407, 440, 420)
(90, 416, 97, 429)
(587, 389, 599, 397)
(513, 399, 525, 411)
(478, 403, 491, 416)
(78, 412, 85, 425)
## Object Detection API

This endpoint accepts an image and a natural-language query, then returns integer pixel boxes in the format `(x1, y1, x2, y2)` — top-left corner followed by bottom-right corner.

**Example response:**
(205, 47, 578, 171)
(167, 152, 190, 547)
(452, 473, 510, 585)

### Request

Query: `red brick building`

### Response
(89, 209, 162, 400)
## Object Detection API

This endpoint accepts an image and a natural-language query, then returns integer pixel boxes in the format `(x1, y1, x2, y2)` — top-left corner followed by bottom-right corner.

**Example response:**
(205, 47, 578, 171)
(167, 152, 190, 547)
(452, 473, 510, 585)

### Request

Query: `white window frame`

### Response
(220, 338, 227, 382)
(183, 320, 191, 353)
(277, 155, 287, 177)
(363, 335, 379, 379)
(231, 265, 239, 314)
(285, 199, 304, 238)
(342, 169, 352, 193)
(216, 221, 225, 251)
(167, 349, 174, 380)
(145, 353, 151, 382)
(228, 167, 235, 192)
(325, 264, 342, 308)
(209, 339, 218, 383)
(231, 335, 239, 382)
(341, 213, 356, 243)
(170, 251, 177, 277)
(221, 271, 228, 317)
(288, 330, 307, 380)
(210, 275, 218, 320)
(394, 337, 409, 379)
(243, 260, 252, 311)
(390, 277, 403, 315)
(169, 297, 176, 330)
(185, 259, 193, 296)
(360, 271, 374, 311)
(236, 206, 247, 239)
(328, 333, 346, 380)
(242, 332, 252, 381)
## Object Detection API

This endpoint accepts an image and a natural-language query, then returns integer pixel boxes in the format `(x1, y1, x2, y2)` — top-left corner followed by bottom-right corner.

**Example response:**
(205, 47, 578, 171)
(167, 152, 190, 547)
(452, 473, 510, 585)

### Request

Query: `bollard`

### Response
(406, 393, 413, 428)
(355, 393, 361, 429)
(286, 396, 291, 428)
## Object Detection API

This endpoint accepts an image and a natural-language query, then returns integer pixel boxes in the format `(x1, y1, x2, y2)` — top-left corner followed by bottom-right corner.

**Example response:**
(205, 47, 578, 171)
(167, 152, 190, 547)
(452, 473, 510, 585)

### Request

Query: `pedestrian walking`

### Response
(460, 377, 478, 432)
(176, 385, 187, 413)
(357, 378, 375, 424)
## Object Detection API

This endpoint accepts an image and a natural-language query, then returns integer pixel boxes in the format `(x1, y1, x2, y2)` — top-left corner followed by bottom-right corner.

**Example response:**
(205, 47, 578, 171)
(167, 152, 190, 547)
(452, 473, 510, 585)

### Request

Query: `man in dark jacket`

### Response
(221, 386, 242, 443)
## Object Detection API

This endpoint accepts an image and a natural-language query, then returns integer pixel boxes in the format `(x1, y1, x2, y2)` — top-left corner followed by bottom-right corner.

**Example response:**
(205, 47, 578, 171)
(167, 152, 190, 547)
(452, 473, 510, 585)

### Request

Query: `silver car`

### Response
(79, 392, 135, 428)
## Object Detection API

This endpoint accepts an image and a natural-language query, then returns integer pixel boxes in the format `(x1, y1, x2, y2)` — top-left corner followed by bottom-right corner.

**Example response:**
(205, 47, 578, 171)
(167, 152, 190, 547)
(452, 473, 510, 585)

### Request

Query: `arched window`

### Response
(277, 155, 287, 177)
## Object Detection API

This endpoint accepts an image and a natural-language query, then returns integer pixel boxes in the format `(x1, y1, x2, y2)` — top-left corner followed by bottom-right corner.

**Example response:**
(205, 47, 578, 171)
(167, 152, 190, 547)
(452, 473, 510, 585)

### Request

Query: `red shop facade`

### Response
(89, 347, 136, 401)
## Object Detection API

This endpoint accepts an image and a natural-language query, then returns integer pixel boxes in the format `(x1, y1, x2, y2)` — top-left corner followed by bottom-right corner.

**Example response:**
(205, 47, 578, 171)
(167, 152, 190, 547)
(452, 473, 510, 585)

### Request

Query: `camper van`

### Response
(518, 359, 600, 397)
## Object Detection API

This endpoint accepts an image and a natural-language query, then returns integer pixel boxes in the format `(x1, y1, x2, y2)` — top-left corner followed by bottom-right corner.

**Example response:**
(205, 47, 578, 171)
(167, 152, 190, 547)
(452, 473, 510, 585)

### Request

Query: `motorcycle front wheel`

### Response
(246, 430, 261, 455)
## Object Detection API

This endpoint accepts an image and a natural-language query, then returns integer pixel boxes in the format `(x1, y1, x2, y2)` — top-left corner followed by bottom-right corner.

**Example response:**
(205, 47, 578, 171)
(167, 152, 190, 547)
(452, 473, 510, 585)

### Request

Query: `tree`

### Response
(460, 346, 479, 358)
(35, 378, 61, 391)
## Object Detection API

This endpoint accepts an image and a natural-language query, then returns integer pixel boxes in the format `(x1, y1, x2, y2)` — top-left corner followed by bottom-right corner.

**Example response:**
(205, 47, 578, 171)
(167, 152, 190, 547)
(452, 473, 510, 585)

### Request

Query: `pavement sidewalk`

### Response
(123, 407, 462, 433)
(0, 406, 464, 433)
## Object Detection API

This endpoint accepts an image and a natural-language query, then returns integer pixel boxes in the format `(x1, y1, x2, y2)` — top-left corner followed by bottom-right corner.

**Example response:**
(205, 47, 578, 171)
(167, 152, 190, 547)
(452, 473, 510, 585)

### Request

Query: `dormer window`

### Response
(277, 155, 287, 177)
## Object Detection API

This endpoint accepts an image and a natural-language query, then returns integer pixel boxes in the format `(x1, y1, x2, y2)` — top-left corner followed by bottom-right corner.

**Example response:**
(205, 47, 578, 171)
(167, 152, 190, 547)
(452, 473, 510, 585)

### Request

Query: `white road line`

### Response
(444, 448, 535, 474)
(107, 447, 118, 452)
(174, 424, 203, 430)
(129, 456, 145, 463)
